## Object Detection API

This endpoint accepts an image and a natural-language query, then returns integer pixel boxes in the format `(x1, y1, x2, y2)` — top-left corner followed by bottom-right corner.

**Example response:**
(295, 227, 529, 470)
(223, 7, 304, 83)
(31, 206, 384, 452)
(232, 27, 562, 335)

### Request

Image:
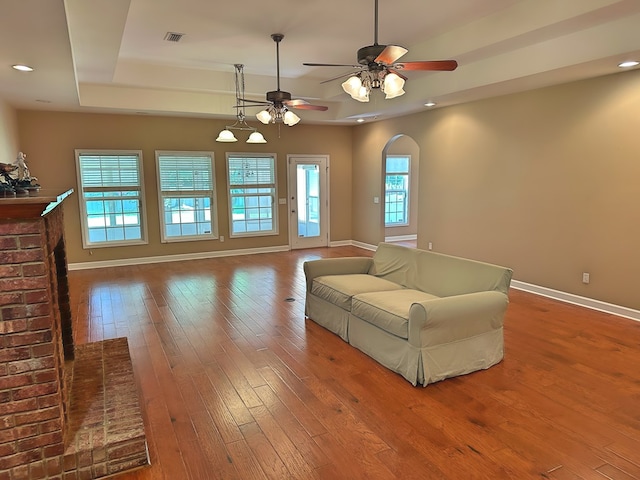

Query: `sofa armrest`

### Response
(303, 257, 373, 292)
(408, 291, 509, 347)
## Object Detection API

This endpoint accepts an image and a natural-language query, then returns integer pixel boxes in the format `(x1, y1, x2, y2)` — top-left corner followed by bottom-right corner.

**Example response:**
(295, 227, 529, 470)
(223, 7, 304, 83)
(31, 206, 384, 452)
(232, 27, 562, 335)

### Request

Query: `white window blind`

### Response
(156, 151, 217, 242)
(158, 155, 213, 192)
(227, 154, 278, 237)
(385, 155, 410, 227)
(75, 150, 147, 248)
(228, 156, 275, 186)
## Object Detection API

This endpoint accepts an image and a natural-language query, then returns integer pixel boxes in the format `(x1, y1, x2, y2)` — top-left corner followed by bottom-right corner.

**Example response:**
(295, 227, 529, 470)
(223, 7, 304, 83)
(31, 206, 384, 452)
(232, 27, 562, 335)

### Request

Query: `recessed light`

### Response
(12, 64, 34, 72)
(618, 61, 639, 68)
(424, 101, 436, 107)
(356, 118, 365, 123)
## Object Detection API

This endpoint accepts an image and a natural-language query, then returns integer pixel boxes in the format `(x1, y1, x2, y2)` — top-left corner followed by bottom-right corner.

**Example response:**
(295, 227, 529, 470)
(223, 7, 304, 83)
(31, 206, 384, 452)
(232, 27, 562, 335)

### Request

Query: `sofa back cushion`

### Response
(369, 242, 512, 297)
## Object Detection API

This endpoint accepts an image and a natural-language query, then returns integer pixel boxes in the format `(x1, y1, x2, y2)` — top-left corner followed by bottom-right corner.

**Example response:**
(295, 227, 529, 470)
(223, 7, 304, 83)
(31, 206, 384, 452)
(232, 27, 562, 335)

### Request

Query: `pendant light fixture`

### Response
(216, 64, 267, 143)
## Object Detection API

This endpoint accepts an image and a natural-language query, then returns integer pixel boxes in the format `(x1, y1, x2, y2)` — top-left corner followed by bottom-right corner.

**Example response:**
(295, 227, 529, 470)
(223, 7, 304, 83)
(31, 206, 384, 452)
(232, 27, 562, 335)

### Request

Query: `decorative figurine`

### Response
(0, 152, 41, 197)
(0, 162, 18, 197)
(15, 152, 31, 181)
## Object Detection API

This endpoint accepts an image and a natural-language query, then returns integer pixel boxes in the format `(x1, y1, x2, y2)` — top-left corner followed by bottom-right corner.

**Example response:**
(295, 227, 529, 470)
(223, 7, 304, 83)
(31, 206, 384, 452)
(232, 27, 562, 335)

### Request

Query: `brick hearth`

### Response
(0, 190, 148, 479)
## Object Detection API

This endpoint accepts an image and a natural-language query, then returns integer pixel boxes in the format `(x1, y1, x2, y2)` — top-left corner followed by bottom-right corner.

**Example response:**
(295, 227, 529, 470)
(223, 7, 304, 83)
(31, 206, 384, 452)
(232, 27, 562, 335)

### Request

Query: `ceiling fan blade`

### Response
(319, 70, 362, 84)
(386, 68, 407, 81)
(231, 103, 273, 108)
(292, 104, 329, 111)
(237, 98, 271, 105)
(285, 99, 329, 111)
(304, 62, 361, 68)
(393, 60, 458, 71)
(375, 45, 408, 65)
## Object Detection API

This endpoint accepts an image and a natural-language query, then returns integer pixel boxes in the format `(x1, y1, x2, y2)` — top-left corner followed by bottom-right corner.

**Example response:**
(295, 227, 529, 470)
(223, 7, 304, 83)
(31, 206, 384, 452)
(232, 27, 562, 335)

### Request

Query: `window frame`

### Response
(155, 150, 218, 243)
(75, 149, 148, 249)
(384, 155, 411, 227)
(226, 153, 279, 238)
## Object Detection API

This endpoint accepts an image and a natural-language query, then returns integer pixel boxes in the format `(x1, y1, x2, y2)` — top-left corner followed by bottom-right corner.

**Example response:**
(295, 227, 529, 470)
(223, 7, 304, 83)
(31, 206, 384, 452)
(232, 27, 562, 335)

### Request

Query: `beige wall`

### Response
(352, 68, 640, 311)
(16, 111, 353, 264)
(0, 98, 19, 163)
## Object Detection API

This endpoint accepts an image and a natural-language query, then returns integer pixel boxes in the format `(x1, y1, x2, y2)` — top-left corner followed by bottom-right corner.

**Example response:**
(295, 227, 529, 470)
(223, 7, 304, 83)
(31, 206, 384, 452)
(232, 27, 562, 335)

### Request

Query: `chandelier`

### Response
(256, 104, 300, 126)
(216, 64, 267, 143)
(341, 69, 405, 102)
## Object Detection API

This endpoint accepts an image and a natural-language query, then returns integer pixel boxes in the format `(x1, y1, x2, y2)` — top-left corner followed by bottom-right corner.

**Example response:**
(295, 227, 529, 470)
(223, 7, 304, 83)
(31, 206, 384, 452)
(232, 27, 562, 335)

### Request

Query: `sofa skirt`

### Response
(306, 294, 351, 342)
(421, 327, 504, 385)
(348, 315, 423, 386)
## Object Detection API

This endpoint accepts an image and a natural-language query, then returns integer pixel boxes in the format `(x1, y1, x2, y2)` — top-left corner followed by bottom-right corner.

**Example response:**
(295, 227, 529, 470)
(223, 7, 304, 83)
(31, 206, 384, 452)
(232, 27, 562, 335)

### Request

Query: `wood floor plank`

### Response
(66, 246, 640, 480)
(240, 421, 293, 480)
(253, 383, 330, 470)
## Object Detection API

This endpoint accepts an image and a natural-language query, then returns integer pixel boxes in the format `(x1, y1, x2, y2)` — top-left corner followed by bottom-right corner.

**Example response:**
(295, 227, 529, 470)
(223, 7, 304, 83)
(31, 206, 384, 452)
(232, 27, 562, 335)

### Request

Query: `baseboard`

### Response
(350, 240, 377, 251)
(68, 245, 291, 271)
(511, 280, 640, 322)
(384, 234, 417, 242)
(328, 240, 352, 247)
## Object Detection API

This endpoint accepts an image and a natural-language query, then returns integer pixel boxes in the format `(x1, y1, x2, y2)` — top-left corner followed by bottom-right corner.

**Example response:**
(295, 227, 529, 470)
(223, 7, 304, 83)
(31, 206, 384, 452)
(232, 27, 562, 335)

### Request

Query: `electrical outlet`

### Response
(428, 242, 433, 251)
(582, 272, 590, 284)
(220, 235, 225, 242)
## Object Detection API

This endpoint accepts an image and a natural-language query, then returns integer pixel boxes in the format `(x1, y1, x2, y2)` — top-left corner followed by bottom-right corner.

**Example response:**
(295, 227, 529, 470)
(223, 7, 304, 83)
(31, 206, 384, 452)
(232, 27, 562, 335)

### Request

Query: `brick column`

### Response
(0, 194, 71, 479)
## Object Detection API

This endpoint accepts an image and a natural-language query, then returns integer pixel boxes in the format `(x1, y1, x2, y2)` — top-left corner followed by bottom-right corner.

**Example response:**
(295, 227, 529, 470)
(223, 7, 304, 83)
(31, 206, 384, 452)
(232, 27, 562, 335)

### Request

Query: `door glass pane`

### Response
(297, 164, 320, 238)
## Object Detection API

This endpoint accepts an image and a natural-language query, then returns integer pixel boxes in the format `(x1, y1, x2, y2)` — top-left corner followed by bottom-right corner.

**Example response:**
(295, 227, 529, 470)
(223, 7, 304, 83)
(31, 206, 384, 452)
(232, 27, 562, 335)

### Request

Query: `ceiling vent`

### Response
(164, 32, 185, 42)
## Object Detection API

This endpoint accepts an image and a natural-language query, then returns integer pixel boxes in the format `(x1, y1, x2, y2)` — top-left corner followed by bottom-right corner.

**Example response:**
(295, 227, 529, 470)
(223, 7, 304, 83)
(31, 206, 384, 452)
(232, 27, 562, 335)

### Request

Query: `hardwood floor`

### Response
(67, 246, 640, 480)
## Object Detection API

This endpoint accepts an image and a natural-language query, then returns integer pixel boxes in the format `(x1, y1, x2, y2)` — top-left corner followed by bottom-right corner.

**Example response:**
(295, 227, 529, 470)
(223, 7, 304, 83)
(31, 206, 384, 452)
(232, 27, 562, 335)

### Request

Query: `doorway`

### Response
(287, 155, 329, 249)
(381, 135, 419, 245)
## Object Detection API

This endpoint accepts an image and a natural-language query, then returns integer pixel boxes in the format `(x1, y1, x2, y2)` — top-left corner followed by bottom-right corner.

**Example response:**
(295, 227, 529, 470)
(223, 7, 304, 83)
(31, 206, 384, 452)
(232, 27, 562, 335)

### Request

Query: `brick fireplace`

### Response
(0, 190, 148, 479)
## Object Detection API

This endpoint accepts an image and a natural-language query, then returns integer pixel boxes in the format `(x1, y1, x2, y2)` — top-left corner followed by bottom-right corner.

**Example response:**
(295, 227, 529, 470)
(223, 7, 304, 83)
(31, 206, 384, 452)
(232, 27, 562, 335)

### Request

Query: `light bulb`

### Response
(354, 85, 370, 102)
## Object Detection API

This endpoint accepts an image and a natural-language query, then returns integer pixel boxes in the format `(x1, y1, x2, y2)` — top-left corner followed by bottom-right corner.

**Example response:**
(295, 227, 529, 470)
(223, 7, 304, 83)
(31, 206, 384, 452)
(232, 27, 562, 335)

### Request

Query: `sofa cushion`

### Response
(352, 289, 439, 339)
(312, 274, 404, 311)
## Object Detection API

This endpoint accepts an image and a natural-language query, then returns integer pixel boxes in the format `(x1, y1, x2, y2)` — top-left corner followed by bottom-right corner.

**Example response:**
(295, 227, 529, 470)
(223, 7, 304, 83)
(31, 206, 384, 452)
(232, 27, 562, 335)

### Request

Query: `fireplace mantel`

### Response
(0, 188, 74, 219)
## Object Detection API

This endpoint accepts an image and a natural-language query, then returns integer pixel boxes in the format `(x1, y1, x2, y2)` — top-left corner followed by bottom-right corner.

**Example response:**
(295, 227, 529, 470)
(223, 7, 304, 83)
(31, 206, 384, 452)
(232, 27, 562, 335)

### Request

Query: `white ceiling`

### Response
(1, 0, 640, 125)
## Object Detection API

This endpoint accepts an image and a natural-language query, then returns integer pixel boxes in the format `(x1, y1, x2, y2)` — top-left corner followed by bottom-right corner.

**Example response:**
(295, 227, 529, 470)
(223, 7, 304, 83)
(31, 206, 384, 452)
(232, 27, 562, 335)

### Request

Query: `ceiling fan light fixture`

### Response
(247, 131, 267, 144)
(216, 129, 238, 142)
(382, 72, 405, 99)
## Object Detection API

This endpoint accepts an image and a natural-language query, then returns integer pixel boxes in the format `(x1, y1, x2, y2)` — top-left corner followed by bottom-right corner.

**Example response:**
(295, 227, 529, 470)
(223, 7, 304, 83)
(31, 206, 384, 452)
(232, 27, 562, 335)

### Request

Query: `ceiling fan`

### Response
(239, 33, 328, 126)
(303, 0, 458, 102)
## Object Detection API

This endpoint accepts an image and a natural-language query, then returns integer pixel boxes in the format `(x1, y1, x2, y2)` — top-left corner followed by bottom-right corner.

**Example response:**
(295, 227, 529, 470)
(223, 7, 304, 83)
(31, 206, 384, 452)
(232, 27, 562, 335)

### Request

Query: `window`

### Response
(75, 150, 147, 248)
(385, 155, 410, 226)
(226, 154, 278, 237)
(156, 151, 218, 242)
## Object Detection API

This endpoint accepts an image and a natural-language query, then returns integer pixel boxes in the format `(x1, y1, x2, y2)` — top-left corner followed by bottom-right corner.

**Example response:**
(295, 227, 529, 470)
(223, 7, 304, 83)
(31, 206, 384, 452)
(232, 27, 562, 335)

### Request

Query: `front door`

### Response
(288, 155, 329, 249)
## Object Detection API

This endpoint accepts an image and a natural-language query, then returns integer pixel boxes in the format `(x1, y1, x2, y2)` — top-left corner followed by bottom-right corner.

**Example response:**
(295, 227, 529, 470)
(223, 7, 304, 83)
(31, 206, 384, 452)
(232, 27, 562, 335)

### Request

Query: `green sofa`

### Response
(303, 243, 513, 386)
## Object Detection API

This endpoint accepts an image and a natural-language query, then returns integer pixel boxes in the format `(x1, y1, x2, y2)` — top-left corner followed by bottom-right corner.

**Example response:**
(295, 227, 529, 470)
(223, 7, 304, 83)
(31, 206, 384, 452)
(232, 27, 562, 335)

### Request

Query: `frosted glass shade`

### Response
(256, 110, 272, 124)
(216, 129, 238, 142)
(247, 131, 267, 143)
(283, 111, 300, 126)
(382, 73, 405, 99)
